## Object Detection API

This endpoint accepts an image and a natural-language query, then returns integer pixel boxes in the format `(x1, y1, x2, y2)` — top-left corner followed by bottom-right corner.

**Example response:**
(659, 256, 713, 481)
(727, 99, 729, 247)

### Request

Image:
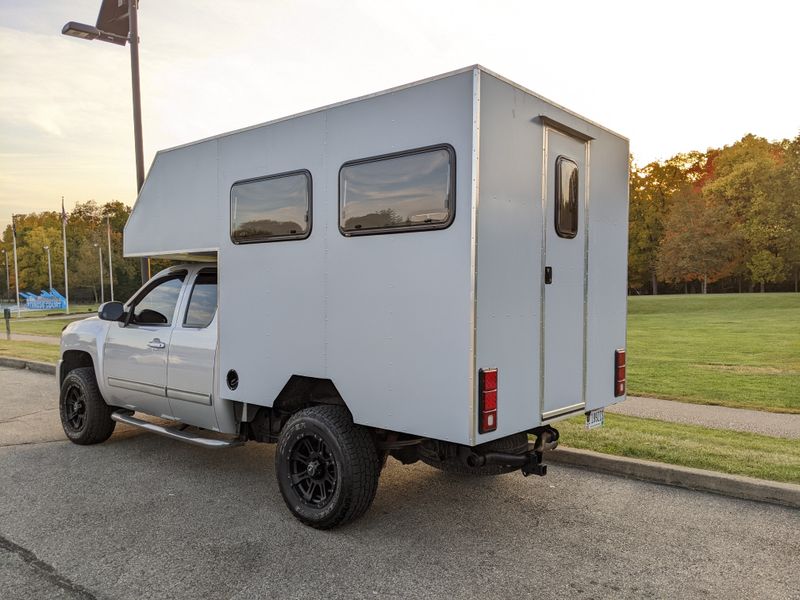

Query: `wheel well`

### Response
(272, 375, 346, 414)
(60, 350, 94, 386)
(244, 375, 347, 443)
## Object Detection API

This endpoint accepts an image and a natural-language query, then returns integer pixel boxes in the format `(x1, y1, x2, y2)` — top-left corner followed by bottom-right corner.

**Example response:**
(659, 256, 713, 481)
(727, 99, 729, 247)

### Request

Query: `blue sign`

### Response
(21, 289, 67, 310)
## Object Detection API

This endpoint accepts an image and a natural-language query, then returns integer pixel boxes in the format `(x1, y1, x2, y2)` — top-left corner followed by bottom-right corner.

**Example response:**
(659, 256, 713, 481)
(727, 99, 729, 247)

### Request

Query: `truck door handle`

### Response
(545, 266, 553, 284)
(147, 339, 166, 349)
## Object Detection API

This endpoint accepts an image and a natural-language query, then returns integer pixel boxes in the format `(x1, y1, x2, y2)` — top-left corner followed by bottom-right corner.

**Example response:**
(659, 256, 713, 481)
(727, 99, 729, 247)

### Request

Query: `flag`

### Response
(11, 214, 16, 239)
(61, 196, 68, 224)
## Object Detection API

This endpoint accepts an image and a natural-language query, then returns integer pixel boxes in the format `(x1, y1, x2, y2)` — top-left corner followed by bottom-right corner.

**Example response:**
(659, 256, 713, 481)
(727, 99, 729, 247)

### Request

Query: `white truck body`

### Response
(115, 65, 628, 446)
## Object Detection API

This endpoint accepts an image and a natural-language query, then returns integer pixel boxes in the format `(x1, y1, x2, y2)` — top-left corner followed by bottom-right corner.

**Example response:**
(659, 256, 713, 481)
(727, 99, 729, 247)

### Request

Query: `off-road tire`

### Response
(420, 432, 529, 476)
(59, 367, 116, 445)
(275, 405, 380, 529)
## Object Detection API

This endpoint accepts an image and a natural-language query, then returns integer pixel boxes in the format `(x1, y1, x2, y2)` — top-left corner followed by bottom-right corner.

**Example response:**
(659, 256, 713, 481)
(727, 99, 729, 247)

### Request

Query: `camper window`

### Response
(183, 270, 218, 329)
(230, 170, 311, 243)
(555, 156, 579, 239)
(339, 145, 455, 235)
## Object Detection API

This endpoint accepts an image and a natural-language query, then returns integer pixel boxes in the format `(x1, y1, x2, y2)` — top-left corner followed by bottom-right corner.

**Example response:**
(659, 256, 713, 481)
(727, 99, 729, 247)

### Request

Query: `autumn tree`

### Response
(0, 200, 140, 304)
(628, 152, 706, 293)
(701, 135, 785, 290)
(771, 134, 800, 291)
(656, 186, 741, 293)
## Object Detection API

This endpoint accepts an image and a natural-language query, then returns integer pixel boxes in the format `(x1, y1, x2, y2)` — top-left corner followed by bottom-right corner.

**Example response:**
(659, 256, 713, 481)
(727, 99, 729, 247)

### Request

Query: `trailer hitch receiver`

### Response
(521, 451, 547, 477)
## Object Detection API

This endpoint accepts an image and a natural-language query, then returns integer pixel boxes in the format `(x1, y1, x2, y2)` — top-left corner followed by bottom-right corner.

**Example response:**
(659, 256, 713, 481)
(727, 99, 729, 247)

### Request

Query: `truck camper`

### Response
(59, 66, 629, 528)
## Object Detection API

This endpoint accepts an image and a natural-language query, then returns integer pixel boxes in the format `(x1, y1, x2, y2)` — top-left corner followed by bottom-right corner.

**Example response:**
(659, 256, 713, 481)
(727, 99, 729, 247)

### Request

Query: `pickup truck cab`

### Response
(59, 264, 221, 434)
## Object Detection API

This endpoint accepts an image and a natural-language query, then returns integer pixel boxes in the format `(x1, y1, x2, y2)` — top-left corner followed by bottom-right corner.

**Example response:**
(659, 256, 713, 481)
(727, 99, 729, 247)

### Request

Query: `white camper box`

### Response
(125, 66, 629, 447)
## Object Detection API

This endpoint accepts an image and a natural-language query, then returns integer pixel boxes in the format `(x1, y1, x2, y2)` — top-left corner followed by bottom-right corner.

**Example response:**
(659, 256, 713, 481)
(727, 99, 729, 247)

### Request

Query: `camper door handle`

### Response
(545, 266, 553, 284)
(147, 339, 166, 349)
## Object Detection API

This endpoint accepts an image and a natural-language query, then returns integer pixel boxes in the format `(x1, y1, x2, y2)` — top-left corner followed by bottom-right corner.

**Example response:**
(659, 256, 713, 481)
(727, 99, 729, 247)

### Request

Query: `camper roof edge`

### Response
(154, 65, 628, 158)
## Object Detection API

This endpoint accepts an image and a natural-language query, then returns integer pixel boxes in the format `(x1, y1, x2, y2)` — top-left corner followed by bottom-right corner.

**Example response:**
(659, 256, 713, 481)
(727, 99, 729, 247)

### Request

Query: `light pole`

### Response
(62, 0, 149, 284)
(106, 215, 115, 301)
(43, 245, 53, 291)
(93, 243, 105, 305)
(1, 249, 8, 299)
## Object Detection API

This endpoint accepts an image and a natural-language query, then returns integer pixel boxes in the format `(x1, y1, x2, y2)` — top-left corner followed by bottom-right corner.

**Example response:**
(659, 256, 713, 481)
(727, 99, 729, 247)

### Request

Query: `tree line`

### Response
(629, 133, 800, 294)
(0, 201, 143, 304)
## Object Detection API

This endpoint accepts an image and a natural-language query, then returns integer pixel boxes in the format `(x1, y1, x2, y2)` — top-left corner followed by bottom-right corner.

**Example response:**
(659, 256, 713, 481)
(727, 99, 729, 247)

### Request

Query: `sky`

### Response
(1, 0, 798, 230)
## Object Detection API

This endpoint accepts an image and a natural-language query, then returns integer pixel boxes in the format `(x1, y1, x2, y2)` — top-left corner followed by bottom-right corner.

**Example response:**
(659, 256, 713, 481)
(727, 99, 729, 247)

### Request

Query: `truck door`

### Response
(165, 268, 219, 431)
(103, 271, 187, 418)
(541, 126, 588, 420)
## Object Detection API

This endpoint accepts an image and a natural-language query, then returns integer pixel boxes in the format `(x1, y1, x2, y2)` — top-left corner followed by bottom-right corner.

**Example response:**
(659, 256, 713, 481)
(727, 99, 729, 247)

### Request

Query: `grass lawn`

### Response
(627, 293, 800, 413)
(10, 315, 91, 337)
(0, 340, 60, 364)
(558, 413, 800, 484)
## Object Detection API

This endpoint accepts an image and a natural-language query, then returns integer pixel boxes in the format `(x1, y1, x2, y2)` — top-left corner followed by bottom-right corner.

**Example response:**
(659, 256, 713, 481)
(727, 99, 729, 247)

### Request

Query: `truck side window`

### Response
(555, 156, 579, 239)
(183, 271, 218, 329)
(230, 170, 311, 243)
(339, 145, 455, 235)
(131, 273, 185, 326)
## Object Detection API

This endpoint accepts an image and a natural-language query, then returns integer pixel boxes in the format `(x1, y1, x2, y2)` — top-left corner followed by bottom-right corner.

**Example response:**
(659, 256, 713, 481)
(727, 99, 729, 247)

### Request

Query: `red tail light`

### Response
(479, 368, 498, 433)
(614, 349, 626, 397)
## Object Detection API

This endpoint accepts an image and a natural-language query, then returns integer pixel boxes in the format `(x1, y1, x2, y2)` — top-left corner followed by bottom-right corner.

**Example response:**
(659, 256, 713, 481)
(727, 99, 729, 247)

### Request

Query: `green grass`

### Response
(10, 315, 91, 337)
(0, 340, 59, 364)
(559, 413, 800, 484)
(628, 293, 800, 413)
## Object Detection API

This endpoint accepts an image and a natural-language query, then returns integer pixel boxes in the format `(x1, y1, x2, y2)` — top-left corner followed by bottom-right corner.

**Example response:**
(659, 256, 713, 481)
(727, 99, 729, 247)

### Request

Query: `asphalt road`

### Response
(1, 368, 798, 600)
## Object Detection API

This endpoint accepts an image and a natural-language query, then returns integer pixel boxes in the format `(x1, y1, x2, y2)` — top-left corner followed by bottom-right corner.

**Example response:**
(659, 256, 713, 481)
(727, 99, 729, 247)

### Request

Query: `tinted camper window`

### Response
(339, 145, 455, 235)
(555, 156, 579, 238)
(230, 171, 311, 243)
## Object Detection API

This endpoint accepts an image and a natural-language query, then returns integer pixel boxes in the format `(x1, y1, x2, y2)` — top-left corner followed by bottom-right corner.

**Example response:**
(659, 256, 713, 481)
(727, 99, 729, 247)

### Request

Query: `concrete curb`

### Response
(548, 447, 800, 509)
(0, 357, 56, 376)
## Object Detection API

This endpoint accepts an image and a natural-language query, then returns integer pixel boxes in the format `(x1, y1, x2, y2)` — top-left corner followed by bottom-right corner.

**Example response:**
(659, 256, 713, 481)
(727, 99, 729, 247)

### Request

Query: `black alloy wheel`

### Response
(63, 384, 87, 432)
(288, 432, 338, 509)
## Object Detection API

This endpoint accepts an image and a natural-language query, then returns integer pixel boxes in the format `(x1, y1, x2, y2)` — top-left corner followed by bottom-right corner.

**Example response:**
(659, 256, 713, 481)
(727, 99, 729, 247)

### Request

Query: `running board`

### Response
(111, 411, 245, 449)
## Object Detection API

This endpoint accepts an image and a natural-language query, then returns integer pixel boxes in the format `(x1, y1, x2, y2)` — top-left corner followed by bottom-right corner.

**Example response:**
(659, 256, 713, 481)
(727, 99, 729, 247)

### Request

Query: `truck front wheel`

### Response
(59, 367, 116, 445)
(275, 405, 379, 529)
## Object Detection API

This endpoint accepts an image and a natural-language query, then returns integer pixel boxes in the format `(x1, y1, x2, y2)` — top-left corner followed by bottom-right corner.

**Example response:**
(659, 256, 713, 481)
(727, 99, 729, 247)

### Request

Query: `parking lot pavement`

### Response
(0, 366, 63, 446)
(1, 369, 798, 600)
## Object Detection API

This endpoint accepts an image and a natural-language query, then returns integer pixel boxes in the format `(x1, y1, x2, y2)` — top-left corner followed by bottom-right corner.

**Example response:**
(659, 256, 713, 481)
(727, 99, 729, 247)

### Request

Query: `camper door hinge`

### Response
(544, 266, 553, 285)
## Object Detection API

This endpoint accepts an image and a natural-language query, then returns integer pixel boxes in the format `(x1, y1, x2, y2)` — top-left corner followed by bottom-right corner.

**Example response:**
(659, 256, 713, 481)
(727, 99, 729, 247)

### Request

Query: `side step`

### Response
(111, 411, 245, 449)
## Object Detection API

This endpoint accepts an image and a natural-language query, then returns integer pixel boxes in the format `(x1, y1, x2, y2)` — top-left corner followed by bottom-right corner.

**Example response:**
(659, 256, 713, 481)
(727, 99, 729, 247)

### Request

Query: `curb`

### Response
(548, 447, 800, 509)
(0, 357, 56, 376)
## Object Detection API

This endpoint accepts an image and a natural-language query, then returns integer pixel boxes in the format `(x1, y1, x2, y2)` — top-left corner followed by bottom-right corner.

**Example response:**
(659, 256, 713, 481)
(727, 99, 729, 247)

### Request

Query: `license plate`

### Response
(585, 408, 604, 430)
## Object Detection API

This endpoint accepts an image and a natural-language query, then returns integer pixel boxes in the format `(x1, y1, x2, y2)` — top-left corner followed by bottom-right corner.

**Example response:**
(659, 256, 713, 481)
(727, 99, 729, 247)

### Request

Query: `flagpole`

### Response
(11, 215, 20, 314)
(62, 197, 70, 314)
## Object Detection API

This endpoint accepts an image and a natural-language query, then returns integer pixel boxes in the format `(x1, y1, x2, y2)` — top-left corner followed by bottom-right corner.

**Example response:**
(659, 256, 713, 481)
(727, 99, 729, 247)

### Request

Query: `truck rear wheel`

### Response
(59, 367, 116, 445)
(275, 405, 379, 529)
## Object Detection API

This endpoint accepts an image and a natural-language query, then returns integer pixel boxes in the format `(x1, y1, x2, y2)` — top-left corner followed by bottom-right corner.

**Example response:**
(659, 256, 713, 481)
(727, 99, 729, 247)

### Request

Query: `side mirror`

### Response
(98, 301, 126, 322)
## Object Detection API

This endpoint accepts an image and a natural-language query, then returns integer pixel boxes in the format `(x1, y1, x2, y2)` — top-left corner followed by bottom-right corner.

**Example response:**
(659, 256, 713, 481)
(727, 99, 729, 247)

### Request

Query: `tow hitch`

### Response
(463, 426, 559, 477)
